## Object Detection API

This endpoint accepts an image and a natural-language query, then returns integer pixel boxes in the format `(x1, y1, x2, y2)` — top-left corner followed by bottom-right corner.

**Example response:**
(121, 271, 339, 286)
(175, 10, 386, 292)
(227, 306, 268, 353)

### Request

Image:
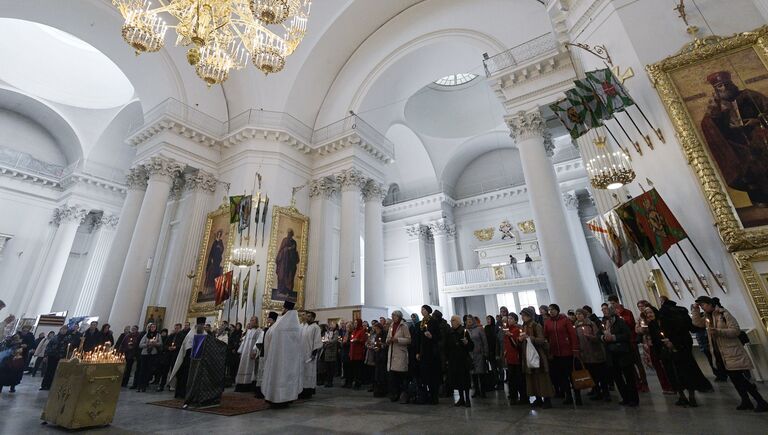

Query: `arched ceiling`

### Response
(0, 86, 82, 164)
(440, 130, 516, 192)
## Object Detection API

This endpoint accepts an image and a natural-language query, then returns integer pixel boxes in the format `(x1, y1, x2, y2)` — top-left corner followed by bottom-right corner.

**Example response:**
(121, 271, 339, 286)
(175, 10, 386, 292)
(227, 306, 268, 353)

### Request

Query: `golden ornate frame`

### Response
(646, 26, 768, 252)
(187, 203, 235, 319)
(261, 204, 309, 319)
(733, 249, 768, 333)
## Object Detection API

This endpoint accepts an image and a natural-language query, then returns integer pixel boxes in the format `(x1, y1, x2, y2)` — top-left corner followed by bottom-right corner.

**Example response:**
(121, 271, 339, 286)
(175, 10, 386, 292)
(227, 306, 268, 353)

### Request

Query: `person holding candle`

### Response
(39, 325, 69, 391)
(574, 308, 610, 402)
(415, 305, 442, 404)
(607, 295, 649, 393)
(120, 325, 140, 387)
(502, 313, 526, 405)
(602, 305, 639, 407)
(371, 322, 389, 397)
(544, 304, 582, 406)
(466, 315, 488, 399)
(348, 318, 367, 390)
(386, 310, 411, 403)
(321, 321, 340, 388)
(136, 323, 163, 392)
(446, 315, 473, 407)
(692, 296, 768, 412)
(635, 303, 674, 396)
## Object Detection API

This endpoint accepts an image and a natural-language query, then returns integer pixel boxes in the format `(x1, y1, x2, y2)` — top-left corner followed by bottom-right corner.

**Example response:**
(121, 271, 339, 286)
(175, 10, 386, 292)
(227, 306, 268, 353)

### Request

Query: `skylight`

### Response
(434, 73, 478, 86)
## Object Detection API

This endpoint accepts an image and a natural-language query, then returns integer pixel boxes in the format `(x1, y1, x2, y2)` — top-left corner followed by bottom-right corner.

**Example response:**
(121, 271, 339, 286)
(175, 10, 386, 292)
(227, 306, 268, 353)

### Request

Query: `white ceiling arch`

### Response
(89, 100, 143, 172)
(440, 130, 516, 193)
(0, 0, 227, 118)
(311, 0, 549, 129)
(0, 86, 83, 165)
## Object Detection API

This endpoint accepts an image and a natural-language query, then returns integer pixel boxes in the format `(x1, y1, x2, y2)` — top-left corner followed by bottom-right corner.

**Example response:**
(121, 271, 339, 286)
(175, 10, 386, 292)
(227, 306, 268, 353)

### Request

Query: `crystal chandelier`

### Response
(231, 246, 257, 268)
(586, 135, 636, 190)
(112, 0, 311, 85)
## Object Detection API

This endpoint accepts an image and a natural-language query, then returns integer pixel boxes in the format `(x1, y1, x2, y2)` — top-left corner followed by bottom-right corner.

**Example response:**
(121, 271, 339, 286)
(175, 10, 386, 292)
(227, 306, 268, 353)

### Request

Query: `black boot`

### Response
(747, 385, 768, 412)
(464, 389, 471, 407)
(542, 397, 552, 409)
(563, 390, 574, 405)
(687, 390, 698, 408)
(471, 376, 479, 398)
(454, 390, 465, 407)
(574, 389, 582, 406)
(675, 391, 690, 407)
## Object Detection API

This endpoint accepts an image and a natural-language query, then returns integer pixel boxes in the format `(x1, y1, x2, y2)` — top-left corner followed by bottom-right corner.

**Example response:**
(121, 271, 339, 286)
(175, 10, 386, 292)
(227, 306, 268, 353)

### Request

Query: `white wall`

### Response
(0, 108, 65, 165)
(454, 148, 525, 199)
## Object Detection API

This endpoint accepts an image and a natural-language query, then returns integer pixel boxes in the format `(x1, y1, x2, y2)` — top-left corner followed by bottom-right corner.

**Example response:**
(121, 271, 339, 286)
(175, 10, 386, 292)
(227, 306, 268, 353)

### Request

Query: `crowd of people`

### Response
(1, 295, 767, 414)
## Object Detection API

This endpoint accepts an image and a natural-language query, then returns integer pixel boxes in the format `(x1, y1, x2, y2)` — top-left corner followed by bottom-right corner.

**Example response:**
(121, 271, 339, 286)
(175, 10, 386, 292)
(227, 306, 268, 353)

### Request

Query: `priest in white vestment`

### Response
(253, 311, 277, 399)
(262, 301, 303, 407)
(299, 311, 323, 399)
(235, 316, 262, 392)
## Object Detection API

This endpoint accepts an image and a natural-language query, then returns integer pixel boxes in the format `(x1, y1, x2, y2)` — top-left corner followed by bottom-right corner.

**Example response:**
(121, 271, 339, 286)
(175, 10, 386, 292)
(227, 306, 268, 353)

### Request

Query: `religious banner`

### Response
(229, 195, 244, 225)
(214, 270, 233, 306)
(583, 68, 635, 115)
(617, 189, 688, 258)
(238, 195, 252, 233)
(586, 210, 642, 267)
(566, 86, 603, 129)
(549, 98, 589, 140)
(241, 269, 250, 308)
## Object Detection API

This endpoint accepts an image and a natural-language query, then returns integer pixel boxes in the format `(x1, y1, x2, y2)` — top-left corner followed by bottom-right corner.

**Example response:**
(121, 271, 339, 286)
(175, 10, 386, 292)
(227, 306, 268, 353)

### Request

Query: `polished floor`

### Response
(1, 372, 766, 434)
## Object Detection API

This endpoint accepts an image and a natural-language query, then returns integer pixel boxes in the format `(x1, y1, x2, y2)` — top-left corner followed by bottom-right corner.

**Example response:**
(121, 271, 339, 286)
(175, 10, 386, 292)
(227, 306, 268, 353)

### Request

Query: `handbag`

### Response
(571, 357, 595, 390)
(525, 337, 540, 369)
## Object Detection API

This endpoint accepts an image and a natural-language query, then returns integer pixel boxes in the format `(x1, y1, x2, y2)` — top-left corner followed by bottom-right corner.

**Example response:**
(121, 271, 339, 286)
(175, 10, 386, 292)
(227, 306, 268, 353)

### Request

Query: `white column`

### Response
(363, 181, 386, 307)
(507, 108, 589, 309)
(563, 191, 603, 309)
(406, 224, 432, 306)
(336, 169, 366, 306)
(73, 214, 119, 317)
(430, 219, 457, 316)
(109, 156, 184, 328)
(28, 205, 88, 316)
(305, 177, 337, 309)
(0, 234, 11, 261)
(91, 167, 148, 321)
(160, 170, 217, 325)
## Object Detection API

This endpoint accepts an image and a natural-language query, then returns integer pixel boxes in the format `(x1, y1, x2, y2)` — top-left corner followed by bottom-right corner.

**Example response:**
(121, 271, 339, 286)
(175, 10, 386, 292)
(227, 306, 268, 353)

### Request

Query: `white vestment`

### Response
(301, 322, 323, 388)
(235, 327, 262, 385)
(262, 311, 303, 403)
(253, 328, 267, 386)
(169, 331, 195, 383)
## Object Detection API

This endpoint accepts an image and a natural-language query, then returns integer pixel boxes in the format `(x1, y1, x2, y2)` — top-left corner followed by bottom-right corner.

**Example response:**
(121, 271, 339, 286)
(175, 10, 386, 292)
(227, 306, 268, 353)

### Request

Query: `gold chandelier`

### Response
(586, 135, 635, 190)
(113, 0, 311, 85)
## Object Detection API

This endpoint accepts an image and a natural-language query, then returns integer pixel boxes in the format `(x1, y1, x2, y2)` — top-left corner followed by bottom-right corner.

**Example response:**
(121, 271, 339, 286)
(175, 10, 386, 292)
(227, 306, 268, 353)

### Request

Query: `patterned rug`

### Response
(148, 392, 270, 416)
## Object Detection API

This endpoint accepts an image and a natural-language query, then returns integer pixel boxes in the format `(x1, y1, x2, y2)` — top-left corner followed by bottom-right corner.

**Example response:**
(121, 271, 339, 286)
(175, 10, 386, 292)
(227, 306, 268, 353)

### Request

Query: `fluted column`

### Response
(73, 214, 119, 317)
(406, 224, 432, 306)
(91, 167, 149, 321)
(305, 177, 338, 308)
(29, 205, 88, 316)
(161, 170, 218, 325)
(363, 181, 386, 307)
(430, 219, 457, 316)
(507, 108, 589, 309)
(336, 169, 366, 306)
(110, 156, 184, 328)
(563, 191, 602, 308)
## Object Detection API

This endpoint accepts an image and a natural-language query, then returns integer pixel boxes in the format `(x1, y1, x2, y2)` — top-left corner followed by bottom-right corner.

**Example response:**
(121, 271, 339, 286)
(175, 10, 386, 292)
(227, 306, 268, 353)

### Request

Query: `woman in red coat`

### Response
(502, 313, 526, 404)
(348, 319, 367, 389)
(544, 304, 581, 405)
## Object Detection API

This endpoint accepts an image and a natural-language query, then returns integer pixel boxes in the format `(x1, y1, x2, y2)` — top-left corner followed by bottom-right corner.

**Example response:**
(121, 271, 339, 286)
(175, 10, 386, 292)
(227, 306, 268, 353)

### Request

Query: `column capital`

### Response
(543, 131, 555, 157)
(336, 168, 368, 193)
(169, 176, 186, 201)
(100, 214, 120, 230)
(405, 224, 431, 241)
(362, 180, 387, 202)
(563, 191, 579, 211)
(506, 109, 546, 142)
(309, 177, 339, 199)
(428, 219, 456, 239)
(142, 156, 185, 182)
(184, 169, 218, 193)
(52, 205, 88, 226)
(125, 166, 149, 191)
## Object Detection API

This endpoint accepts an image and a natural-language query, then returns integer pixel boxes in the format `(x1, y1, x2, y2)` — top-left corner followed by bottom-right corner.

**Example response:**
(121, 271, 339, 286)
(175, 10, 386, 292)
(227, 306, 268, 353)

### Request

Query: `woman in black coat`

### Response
(484, 315, 499, 390)
(446, 315, 474, 407)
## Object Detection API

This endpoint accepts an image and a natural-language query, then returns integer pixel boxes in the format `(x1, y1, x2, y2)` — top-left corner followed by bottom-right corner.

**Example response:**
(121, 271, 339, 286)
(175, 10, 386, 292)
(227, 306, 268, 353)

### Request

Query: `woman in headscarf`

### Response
(371, 322, 388, 397)
(635, 301, 674, 395)
(386, 310, 411, 403)
(501, 313, 526, 404)
(520, 307, 554, 408)
(484, 315, 499, 390)
(446, 315, 473, 407)
(137, 323, 163, 392)
(466, 315, 488, 398)
(321, 322, 340, 387)
(574, 308, 610, 401)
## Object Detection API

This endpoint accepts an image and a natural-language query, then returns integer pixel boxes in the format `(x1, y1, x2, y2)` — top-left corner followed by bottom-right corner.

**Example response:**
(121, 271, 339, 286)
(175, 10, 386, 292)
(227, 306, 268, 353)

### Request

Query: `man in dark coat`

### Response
(82, 321, 103, 352)
(414, 305, 441, 404)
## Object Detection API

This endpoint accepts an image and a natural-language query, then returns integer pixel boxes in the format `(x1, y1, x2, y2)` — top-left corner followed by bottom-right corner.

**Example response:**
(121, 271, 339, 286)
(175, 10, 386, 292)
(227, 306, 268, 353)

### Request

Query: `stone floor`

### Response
(1, 374, 767, 435)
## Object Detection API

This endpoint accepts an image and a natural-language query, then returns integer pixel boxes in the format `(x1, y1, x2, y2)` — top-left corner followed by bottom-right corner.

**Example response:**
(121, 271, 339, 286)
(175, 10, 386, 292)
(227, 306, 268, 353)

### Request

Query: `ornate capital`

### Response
(543, 131, 555, 157)
(405, 224, 431, 241)
(52, 205, 88, 226)
(429, 219, 456, 239)
(336, 168, 368, 193)
(308, 177, 339, 199)
(125, 166, 148, 191)
(100, 214, 119, 230)
(169, 176, 186, 201)
(563, 191, 579, 211)
(506, 109, 546, 142)
(142, 156, 185, 182)
(185, 169, 218, 193)
(362, 181, 387, 202)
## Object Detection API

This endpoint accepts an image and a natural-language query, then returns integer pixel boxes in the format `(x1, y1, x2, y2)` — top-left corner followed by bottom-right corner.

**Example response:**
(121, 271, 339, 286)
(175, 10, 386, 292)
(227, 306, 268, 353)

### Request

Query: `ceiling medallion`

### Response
(112, 0, 311, 85)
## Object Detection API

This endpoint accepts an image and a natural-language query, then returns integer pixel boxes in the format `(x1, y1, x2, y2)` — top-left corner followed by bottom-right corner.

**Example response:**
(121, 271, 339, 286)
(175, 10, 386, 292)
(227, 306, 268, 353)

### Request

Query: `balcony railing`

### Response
(445, 261, 545, 287)
(0, 146, 66, 179)
(483, 33, 559, 77)
(134, 98, 392, 159)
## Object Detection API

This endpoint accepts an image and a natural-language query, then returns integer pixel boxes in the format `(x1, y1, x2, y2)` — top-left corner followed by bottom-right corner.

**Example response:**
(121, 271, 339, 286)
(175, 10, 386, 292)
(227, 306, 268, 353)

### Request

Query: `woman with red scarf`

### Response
(502, 313, 526, 405)
(348, 319, 367, 390)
